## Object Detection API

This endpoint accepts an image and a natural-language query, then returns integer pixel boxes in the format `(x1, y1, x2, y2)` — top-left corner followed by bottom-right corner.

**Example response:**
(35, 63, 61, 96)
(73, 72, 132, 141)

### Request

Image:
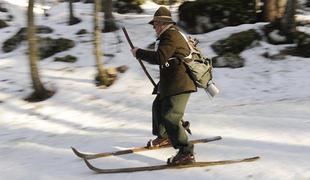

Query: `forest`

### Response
(0, 0, 309, 179)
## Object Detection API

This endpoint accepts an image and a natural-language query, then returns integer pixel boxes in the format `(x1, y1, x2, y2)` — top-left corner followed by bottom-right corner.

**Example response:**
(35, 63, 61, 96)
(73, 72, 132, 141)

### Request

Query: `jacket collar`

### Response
(157, 24, 174, 38)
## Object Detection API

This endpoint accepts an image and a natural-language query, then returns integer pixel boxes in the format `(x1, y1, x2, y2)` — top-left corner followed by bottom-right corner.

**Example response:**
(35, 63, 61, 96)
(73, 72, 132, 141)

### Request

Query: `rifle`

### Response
(122, 27, 156, 87)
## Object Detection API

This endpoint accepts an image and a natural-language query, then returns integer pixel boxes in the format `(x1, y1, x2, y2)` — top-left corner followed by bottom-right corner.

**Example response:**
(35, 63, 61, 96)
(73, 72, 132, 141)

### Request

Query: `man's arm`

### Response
(136, 34, 176, 65)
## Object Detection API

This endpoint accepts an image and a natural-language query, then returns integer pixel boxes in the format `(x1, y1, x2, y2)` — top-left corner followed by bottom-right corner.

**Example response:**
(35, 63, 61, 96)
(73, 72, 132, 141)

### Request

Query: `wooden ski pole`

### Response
(122, 27, 156, 87)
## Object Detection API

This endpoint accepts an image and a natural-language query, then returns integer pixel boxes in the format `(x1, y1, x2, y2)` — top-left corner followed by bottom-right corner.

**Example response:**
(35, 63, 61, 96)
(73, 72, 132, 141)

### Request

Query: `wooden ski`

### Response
(84, 156, 260, 174)
(71, 136, 222, 160)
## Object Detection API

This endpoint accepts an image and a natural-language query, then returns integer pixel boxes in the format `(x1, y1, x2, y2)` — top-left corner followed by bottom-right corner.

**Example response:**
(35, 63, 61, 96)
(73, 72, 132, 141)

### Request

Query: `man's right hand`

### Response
(131, 47, 139, 57)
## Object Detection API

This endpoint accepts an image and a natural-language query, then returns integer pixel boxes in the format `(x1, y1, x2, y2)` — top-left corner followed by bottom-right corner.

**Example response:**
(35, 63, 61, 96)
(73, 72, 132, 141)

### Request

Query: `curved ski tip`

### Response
(71, 146, 78, 153)
(71, 147, 84, 158)
(211, 136, 222, 140)
(83, 158, 91, 167)
(83, 158, 98, 172)
(247, 156, 260, 161)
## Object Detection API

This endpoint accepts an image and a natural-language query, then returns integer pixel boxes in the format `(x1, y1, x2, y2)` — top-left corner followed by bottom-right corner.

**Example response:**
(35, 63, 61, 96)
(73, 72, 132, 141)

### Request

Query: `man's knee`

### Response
(163, 110, 183, 125)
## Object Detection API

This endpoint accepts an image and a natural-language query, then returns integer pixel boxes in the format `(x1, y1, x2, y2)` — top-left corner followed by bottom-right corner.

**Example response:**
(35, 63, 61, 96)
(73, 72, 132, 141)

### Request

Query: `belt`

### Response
(160, 57, 181, 69)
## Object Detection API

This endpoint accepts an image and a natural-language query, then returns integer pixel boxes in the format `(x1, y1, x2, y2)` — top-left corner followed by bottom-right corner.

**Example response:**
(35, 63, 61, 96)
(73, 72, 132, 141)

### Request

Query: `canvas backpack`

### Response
(179, 32, 213, 89)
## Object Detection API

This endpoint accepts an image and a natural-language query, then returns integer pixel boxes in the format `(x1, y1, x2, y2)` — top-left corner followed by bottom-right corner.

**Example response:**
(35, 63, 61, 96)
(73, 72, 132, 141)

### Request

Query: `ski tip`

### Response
(71, 146, 78, 153)
(208, 136, 222, 141)
(83, 158, 100, 173)
(209, 136, 222, 140)
(71, 146, 84, 158)
(244, 156, 260, 162)
(83, 158, 91, 167)
(251, 156, 260, 160)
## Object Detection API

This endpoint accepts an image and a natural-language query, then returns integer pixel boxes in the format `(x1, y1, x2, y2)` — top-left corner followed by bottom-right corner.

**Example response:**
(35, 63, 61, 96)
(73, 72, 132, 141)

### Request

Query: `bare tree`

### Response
(102, 0, 118, 32)
(262, 0, 287, 21)
(280, 0, 297, 41)
(94, 0, 114, 86)
(26, 0, 54, 102)
(68, 0, 81, 25)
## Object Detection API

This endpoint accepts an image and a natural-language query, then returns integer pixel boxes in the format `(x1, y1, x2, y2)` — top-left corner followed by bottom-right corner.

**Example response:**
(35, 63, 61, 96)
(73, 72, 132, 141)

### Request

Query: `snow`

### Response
(269, 29, 287, 42)
(1, 1, 310, 180)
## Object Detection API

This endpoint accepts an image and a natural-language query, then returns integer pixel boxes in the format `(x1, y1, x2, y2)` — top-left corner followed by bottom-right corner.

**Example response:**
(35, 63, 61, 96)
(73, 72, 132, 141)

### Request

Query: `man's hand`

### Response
(131, 47, 139, 57)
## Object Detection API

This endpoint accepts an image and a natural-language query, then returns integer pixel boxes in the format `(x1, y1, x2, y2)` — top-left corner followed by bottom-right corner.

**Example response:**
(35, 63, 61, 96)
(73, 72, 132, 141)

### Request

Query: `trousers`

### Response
(152, 93, 193, 154)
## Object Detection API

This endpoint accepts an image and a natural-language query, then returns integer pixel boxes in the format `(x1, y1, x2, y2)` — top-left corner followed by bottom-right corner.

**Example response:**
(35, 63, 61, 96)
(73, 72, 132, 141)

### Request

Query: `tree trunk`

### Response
(26, 0, 54, 101)
(102, 0, 118, 32)
(68, 0, 81, 25)
(262, 0, 287, 21)
(94, 0, 110, 86)
(280, 0, 296, 41)
(69, 0, 74, 21)
(263, 0, 277, 21)
(277, 0, 288, 18)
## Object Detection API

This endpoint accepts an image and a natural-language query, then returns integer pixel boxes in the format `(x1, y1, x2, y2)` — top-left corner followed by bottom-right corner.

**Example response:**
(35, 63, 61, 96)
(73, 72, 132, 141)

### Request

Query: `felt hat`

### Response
(148, 6, 176, 25)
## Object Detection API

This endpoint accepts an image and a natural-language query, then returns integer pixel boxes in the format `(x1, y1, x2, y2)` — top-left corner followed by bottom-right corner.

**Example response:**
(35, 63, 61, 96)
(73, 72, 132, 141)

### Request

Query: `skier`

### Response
(130, 6, 197, 165)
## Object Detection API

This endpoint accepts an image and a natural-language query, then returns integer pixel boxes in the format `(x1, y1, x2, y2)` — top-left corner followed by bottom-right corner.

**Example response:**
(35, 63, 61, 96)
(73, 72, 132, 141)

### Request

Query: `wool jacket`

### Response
(136, 25, 197, 99)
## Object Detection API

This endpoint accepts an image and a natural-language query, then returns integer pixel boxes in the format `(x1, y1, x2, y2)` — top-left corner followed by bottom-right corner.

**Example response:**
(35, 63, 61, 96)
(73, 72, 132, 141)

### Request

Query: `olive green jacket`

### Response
(136, 25, 197, 99)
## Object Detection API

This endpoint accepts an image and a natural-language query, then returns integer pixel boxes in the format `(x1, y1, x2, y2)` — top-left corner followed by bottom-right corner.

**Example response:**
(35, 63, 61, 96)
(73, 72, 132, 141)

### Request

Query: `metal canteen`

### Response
(205, 82, 219, 97)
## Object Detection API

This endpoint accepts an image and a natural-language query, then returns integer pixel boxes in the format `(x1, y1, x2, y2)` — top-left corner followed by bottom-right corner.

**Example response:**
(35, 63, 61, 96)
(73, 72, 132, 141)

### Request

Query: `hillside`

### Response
(0, 1, 310, 179)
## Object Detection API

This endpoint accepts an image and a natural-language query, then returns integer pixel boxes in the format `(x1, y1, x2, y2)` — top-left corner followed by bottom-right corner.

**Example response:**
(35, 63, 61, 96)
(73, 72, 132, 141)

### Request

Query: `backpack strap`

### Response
(177, 30, 214, 82)
(177, 31, 202, 59)
(178, 31, 193, 59)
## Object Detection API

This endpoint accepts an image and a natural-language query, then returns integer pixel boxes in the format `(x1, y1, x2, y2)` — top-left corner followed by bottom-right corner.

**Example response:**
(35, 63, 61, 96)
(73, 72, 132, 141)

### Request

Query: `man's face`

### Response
(153, 21, 163, 36)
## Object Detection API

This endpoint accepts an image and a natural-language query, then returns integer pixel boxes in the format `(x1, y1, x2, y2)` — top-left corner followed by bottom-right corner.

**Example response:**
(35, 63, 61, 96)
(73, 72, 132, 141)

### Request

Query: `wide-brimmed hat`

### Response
(148, 6, 176, 25)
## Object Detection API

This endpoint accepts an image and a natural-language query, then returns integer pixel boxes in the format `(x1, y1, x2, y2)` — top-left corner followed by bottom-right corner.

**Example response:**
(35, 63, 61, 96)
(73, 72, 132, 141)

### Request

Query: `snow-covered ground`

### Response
(0, 1, 310, 179)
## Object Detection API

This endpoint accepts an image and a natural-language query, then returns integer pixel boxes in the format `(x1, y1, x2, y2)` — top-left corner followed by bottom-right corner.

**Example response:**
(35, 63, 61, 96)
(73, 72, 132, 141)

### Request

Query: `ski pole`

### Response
(122, 27, 156, 87)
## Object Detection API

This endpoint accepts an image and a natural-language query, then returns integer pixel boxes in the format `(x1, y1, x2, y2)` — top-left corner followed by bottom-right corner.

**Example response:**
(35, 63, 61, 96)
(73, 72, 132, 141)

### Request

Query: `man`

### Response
(130, 6, 197, 165)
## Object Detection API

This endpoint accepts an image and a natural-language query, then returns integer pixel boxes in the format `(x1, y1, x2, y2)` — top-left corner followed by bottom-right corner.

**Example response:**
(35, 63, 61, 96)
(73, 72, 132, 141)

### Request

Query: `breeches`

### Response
(152, 93, 193, 153)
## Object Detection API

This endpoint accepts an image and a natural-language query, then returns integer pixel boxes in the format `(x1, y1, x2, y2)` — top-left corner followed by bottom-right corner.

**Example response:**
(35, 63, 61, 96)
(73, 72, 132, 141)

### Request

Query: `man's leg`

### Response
(152, 95, 168, 138)
(161, 93, 193, 154)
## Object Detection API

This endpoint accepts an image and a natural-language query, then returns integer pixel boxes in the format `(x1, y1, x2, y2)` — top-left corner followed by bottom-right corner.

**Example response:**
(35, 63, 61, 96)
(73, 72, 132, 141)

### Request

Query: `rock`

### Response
(263, 20, 295, 45)
(39, 37, 75, 59)
(212, 53, 245, 68)
(0, 5, 8, 12)
(2, 26, 53, 53)
(68, 17, 81, 26)
(211, 29, 260, 55)
(76, 29, 88, 35)
(83, 0, 94, 3)
(2, 32, 25, 53)
(0, 19, 8, 29)
(178, 0, 257, 34)
(296, 32, 310, 57)
(116, 65, 128, 73)
(54, 55, 77, 63)
(18, 26, 54, 34)
(114, 0, 144, 14)
(262, 52, 286, 60)
(282, 32, 310, 58)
